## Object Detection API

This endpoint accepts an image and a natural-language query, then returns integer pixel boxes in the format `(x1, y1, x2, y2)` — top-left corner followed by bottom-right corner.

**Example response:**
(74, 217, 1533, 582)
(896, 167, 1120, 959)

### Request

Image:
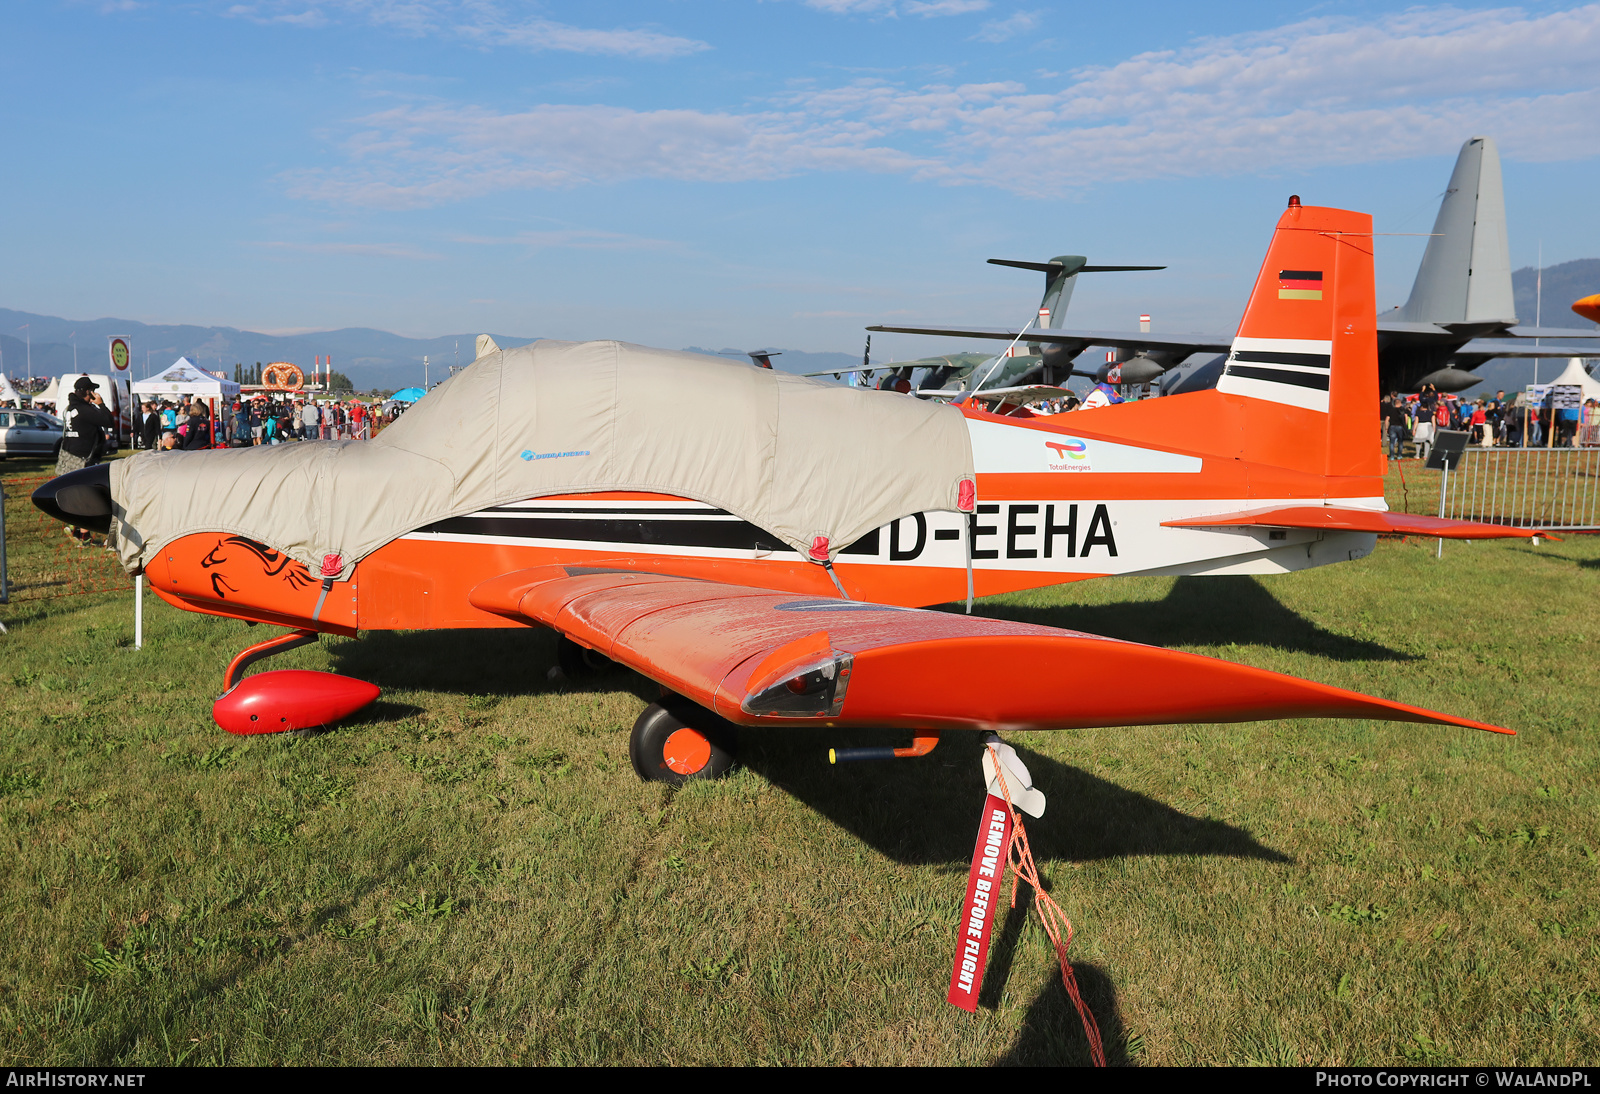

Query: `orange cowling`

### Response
(1573, 295, 1600, 326)
(213, 670, 380, 735)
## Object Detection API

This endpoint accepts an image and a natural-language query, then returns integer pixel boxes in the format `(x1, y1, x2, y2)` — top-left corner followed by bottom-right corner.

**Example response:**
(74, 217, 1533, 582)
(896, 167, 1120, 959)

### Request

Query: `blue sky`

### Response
(3, 0, 1597, 359)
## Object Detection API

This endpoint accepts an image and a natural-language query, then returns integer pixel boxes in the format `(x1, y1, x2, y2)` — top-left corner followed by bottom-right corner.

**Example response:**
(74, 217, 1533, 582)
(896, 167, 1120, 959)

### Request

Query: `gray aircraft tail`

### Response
(1398, 136, 1516, 326)
(987, 257, 1164, 329)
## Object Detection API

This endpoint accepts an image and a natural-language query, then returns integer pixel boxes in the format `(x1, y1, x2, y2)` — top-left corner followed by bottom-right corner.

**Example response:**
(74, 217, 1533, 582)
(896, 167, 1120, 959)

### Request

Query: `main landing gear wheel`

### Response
(629, 698, 738, 786)
(557, 634, 612, 678)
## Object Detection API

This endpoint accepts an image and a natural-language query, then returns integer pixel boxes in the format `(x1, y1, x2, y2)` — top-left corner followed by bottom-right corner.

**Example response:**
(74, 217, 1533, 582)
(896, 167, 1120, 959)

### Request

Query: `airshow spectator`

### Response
(1413, 402, 1436, 461)
(134, 401, 161, 450)
(1557, 397, 1580, 446)
(1382, 394, 1408, 458)
(233, 401, 251, 447)
(1081, 367, 1125, 410)
(181, 403, 212, 450)
(58, 377, 114, 475)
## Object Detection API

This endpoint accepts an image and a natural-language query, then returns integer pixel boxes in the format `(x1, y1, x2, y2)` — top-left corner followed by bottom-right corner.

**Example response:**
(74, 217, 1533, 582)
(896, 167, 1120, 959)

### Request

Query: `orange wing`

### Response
(1163, 506, 1546, 540)
(470, 565, 1509, 735)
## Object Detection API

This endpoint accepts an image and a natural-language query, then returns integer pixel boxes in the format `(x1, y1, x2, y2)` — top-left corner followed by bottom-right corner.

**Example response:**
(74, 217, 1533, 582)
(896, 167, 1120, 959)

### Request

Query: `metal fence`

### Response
(1439, 447, 1600, 531)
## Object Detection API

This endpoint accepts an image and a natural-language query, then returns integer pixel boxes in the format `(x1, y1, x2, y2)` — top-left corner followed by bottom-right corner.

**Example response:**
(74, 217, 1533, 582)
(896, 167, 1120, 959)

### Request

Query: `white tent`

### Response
(0, 374, 21, 404)
(1541, 358, 1600, 403)
(132, 357, 241, 399)
(34, 376, 59, 407)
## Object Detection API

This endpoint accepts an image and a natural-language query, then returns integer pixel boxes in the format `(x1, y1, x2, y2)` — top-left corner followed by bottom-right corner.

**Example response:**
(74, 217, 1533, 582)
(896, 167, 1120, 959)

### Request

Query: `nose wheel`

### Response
(629, 698, 738, 785)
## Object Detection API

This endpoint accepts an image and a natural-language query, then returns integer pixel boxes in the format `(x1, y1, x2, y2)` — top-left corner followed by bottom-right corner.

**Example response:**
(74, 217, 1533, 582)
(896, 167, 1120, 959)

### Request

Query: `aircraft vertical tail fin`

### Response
(1399, 136, 1516, 325)
(987, 256, 1088, 328)
(1037, 258, 1081, 329)
(1216, 198, 1383, 480)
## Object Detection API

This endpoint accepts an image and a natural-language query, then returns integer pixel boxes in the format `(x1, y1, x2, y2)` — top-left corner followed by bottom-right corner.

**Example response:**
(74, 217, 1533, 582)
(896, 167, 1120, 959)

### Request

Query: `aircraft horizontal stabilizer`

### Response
(468, 566, 1510, 735)
(986, 259, 1166, 274)
(1452, 339, 1600, 359)
(1162, 506, 1544, 540)
(865, 323, 1232, 354)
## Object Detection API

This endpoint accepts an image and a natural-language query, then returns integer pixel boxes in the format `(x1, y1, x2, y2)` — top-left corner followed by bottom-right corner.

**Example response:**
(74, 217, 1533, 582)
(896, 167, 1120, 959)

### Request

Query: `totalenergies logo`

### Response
(1045, 438, 1090, 472)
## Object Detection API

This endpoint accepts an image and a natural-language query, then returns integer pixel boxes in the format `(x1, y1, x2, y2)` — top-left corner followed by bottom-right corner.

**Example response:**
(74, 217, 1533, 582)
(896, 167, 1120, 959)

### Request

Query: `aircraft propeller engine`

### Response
(32, 464, 115, 534)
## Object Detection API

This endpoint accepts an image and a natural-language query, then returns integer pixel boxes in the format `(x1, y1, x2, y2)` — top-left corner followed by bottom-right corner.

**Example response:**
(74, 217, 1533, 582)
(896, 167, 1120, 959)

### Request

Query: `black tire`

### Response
(557, 634, 612, 678)
(628, 698, 738, 785)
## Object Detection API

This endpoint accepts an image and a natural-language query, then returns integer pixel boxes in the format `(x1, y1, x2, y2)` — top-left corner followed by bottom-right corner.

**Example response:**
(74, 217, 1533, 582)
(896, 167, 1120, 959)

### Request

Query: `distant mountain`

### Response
(1512, 260, 1600, 325)
(0, 308, 873, 393)
(0, 307, 536, 392)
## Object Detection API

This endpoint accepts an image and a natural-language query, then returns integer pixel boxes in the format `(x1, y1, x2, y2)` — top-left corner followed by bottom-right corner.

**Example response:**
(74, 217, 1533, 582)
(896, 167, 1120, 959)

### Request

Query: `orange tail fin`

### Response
(1216, 199, 1381, 480)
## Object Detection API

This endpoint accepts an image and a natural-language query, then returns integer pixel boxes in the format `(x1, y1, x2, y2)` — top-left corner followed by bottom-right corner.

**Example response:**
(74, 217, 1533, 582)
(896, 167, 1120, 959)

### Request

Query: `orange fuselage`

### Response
(147, 393, 1387, 633)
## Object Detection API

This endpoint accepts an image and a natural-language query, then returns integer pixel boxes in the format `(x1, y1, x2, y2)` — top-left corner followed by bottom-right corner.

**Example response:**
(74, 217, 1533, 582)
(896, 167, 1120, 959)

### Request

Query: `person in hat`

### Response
(1081, 365, 1125, 410)
(57, 376, 114, 475)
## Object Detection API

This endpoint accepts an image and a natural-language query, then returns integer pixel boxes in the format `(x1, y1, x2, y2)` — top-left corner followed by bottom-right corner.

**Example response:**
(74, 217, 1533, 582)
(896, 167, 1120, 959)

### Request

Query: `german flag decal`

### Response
(1278, 269, 1323, 301)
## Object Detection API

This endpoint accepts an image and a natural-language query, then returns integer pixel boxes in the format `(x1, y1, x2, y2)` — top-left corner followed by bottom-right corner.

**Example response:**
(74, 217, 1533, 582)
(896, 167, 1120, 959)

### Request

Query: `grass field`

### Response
(1, 464, 1597, 1066)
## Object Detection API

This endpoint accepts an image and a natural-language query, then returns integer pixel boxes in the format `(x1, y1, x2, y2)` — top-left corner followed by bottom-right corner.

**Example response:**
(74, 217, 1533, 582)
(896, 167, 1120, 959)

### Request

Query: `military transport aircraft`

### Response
(36, 199, 1535, 784)
(873, 137, 1600, 395)
(803, 261, 1168, 395)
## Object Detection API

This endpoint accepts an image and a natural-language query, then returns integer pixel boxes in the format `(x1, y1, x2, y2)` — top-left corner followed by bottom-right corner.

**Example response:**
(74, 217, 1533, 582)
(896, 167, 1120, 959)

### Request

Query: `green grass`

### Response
(1, 469, 1597, 1065)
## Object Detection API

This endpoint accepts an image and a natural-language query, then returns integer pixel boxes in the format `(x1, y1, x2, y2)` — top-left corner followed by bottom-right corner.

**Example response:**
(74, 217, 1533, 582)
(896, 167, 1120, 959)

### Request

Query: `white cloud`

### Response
(803, 0, 988, 14)
(285, 4, 1600, 208)
(973, 9, 1040, 42)
(251, 240, 444, 259)
(905, 0, 991, 16)
(452, 228, 680, 251)
(223, 1, 709, 58)
(283, 101, 933, 208)
(802, 0, 896, 12)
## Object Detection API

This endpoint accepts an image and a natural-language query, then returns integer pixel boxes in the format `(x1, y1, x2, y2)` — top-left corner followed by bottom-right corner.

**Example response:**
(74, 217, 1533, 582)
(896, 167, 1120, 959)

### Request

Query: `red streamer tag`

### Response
(947, 794, 1012, 1011)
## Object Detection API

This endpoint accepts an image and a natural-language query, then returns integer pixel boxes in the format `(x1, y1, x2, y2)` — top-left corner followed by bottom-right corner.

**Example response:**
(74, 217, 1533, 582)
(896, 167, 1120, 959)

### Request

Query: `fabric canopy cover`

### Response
(109, 339, 976, 580)
(390, 387, 426, 402)
(132, 358, 241, 399)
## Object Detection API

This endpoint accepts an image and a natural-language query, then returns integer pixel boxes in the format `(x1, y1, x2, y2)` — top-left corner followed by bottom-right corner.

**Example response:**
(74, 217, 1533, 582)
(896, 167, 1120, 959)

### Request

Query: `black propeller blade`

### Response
(33, 464, 114, 534)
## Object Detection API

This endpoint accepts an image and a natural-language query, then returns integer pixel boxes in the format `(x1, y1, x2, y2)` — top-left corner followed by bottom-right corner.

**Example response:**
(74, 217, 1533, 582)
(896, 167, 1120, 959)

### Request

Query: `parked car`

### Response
(0, 409, 63, 459)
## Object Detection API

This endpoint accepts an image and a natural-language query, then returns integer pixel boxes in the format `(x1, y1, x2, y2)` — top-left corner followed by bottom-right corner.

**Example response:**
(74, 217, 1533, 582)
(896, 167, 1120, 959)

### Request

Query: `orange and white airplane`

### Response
(35, 199, 1533, 782)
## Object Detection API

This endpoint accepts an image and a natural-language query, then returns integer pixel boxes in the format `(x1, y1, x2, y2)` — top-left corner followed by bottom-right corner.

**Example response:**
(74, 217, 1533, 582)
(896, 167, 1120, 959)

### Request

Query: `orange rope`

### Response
(986, 743, 1105, 1067)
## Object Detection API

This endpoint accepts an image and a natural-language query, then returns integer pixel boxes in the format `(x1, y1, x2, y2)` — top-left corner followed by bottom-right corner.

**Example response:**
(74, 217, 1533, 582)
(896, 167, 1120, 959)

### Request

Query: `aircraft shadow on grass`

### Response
(968, 575, 1415, 663)
(329, 626, 567, 697)
(738, 731, 1278, 1066)
(1510, 546, 1600, 570)
(987, 893, 1132, 1066)
(738, 731, 1290, 868)
(324, 618, 1295, 1067)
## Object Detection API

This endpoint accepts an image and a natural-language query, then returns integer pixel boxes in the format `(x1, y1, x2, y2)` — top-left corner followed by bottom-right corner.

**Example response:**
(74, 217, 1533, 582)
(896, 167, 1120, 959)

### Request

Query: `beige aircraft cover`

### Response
(109, 339, 975, 580)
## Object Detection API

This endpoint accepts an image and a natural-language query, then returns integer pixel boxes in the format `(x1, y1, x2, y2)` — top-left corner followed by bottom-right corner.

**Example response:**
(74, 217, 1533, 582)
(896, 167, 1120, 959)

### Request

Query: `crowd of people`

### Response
(222, 396, 388, 447)
(43, 391, 401, 476)
(1380, 385, 1600, 460)
(125, 395, 398, 454)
